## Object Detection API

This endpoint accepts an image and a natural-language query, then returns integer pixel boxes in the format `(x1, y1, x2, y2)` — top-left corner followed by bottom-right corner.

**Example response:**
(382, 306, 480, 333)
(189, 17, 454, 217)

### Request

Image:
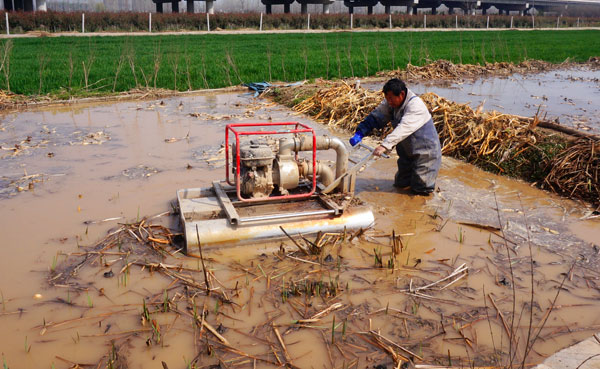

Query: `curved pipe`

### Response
(299, 161, 335, 187)
(279, 135, 349, 180)
(326, 136, 349, 181)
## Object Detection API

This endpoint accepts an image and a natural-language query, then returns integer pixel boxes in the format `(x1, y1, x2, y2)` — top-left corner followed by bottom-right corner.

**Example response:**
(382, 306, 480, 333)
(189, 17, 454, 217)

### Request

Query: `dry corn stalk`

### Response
(294, 82, 540, 161)
(294, 81, 382, 132)
(288, 81, 599, 205)
(421, 92, 540, 160)
(378, 59, 561, 81)
(543, 139, 600, 202)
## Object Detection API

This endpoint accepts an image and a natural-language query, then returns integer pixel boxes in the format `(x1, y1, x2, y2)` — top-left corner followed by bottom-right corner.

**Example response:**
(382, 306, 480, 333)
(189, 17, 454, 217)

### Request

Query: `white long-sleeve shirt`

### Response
(369, 89, 432, 151)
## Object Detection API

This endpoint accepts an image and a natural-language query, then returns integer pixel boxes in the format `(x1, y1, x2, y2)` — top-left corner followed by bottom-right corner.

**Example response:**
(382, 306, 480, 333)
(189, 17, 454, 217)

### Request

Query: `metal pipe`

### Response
(239, 209, 336, 223)
(326, 136, 349, 180)
(299, 161, 335, 187)
(279, 135, 349, 181)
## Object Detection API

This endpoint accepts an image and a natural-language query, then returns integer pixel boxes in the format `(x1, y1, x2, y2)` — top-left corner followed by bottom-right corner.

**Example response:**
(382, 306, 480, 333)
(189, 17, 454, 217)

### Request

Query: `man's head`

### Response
(382, 78, 407, 109)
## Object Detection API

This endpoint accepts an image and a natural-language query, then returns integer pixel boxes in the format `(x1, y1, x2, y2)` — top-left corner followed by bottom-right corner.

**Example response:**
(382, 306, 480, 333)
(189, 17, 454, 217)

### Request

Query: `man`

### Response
(349, 78, 441, 195)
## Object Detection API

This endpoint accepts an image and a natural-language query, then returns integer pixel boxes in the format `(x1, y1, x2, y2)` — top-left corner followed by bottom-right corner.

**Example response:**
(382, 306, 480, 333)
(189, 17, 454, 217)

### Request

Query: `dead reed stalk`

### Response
(126, 43, 140, 88)
(112, 49, 126, 93)
(0, 40, 13, 92)
(183, 49, 193, 91)
(199, 52, 209, 89)
(225, 48, 242, 85)
(38, 52, 49, 95)
(345, 44, 354, 78)
(82, 41, 96, 91)
(377, 59, 558, 81)
(169, 46, 180, 91)
(152, 41, 162, 89)
(266, 46, 273, 82)
(321, 36, 330, 79)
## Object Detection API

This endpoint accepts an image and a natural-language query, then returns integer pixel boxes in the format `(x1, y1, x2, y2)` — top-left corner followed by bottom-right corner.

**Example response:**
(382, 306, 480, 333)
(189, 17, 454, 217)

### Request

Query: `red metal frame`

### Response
(225, 122, 317, 203)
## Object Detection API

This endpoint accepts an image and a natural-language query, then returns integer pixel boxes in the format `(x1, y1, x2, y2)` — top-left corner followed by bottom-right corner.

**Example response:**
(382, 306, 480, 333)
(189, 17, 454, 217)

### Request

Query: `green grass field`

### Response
(0, 30, 598, 97)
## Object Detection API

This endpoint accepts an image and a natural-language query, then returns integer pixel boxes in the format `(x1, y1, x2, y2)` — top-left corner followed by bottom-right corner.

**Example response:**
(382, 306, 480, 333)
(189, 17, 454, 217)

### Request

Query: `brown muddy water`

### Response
(0, 88, 599, 369)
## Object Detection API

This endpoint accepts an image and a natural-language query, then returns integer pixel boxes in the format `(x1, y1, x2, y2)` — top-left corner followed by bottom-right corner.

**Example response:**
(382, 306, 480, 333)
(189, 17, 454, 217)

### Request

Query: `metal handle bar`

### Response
(358, 142, 390, 159)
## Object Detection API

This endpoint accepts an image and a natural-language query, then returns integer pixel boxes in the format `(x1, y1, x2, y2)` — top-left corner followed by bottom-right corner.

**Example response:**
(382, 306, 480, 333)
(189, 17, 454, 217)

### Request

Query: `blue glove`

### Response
(349, 132, 363, 146)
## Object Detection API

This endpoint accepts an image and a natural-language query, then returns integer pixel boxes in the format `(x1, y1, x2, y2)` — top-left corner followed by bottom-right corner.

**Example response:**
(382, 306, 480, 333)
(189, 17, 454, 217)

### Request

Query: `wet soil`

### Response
(0, 87, 599, 368)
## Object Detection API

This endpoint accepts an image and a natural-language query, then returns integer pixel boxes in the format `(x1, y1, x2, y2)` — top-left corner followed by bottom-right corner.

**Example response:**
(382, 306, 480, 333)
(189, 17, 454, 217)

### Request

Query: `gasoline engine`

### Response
(232, 135, 349, 199)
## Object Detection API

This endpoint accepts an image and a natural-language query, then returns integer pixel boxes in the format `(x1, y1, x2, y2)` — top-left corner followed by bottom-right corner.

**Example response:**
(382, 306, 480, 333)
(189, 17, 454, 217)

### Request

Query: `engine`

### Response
(232, 135, 348, 199)
(235, 140, 276, 198)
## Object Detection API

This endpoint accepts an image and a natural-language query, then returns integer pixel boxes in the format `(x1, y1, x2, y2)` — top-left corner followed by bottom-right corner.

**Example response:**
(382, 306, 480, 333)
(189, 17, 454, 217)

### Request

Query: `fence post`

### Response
(531, 14, 534, 28)
(350, 13, 353, 29)
(424, 14, 426, 28)
(307, 13, 310, 29)
(149, 13, 151, 32)
(389, 14, 392, 29)
(5, 12, 8, 35)
(260, 12, 263, 31)
(207, 12, 210, 31)
(577, 17, 579, 27)
(556, 16, 559, 28)
(510, 15, 513, 28)
(82, 13, 85, 33)
(455, 15, 458, 29)
(486, 15, 489, 29)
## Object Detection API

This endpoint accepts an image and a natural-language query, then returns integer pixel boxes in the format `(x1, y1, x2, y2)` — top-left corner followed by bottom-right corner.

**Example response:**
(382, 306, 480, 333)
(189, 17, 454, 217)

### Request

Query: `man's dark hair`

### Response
(382, 78, 407, 96)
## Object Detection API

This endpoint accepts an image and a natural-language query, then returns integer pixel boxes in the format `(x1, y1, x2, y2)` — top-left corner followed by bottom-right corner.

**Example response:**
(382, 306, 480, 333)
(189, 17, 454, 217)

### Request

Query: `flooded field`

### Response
(0, 82, 599, 368)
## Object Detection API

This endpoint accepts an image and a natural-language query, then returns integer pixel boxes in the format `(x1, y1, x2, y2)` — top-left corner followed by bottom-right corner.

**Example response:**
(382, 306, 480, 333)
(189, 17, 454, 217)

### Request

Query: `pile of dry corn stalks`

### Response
(543, 139, 600, 201)
(293, 81, 599, 205)
(377, 59, 563, 81)
(294, 81, 383, 133)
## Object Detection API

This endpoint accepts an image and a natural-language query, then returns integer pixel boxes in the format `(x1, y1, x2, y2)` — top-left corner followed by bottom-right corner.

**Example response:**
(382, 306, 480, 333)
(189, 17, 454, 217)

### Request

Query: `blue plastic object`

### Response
(243, 82, 272, 97)
(349, 132, 363, 146)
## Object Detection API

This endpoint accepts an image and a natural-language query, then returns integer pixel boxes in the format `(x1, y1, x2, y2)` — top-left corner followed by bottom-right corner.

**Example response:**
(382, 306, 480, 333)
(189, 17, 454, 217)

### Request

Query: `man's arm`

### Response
(350, 100, 393, 146)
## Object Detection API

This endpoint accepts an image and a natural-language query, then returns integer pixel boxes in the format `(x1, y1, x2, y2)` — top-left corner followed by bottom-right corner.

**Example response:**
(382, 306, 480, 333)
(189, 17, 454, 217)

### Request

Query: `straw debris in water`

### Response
(44, 207, 598, 368)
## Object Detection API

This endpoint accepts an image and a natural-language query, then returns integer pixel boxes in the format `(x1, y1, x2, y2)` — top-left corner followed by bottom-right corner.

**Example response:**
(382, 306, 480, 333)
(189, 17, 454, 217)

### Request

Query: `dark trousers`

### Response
(394, 118, 442, 193)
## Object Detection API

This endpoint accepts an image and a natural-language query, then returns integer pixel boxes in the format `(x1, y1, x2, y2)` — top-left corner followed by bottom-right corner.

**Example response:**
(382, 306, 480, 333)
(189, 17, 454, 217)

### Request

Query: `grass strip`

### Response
(0, 29, 598, 97)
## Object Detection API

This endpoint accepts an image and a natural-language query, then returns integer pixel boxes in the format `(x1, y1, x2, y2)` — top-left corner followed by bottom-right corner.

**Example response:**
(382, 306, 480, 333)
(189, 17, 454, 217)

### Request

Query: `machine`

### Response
(177, 122, 377, 253)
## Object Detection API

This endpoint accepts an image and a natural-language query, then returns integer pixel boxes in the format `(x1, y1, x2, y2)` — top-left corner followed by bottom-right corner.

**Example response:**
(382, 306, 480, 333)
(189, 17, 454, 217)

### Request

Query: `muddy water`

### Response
(0, 90, 599, 368)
